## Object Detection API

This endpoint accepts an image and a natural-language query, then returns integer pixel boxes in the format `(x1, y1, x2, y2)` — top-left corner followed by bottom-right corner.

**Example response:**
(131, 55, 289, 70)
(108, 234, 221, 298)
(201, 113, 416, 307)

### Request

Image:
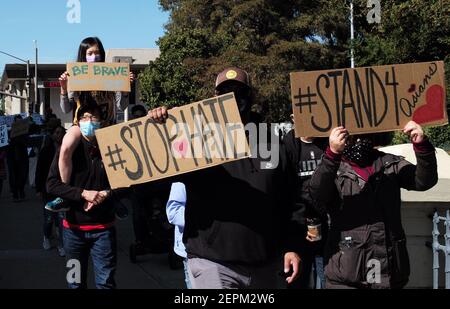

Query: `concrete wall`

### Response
(402, 202, 449, 288)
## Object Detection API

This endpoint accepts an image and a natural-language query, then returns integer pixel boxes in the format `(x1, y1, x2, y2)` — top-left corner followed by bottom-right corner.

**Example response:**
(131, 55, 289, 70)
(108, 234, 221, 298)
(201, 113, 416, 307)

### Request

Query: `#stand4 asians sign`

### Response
(290, 61, 448, 137)
(95, 93, 250, 189)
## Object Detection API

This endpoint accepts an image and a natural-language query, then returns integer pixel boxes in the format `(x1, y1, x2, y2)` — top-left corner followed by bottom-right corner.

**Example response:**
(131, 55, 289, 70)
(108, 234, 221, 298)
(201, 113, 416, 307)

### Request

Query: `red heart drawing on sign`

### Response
(412, 85, 445, 124)
(173, 139, 188, 158)
(408, 84, 416, 93)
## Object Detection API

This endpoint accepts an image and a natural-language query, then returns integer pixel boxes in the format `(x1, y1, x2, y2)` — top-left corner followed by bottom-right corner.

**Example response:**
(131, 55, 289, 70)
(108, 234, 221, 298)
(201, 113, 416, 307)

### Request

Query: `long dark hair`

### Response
(75, 37, 114, 122)
(76, 37, 106, 62)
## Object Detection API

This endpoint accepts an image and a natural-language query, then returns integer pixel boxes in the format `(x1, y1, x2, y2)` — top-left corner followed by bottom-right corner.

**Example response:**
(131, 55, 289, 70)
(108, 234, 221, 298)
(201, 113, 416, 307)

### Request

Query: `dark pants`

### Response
(131, 188, 152, 245)
(63, 227, 117, 289)
(43, 208, 63, 246)
(7, 158, 28, 198)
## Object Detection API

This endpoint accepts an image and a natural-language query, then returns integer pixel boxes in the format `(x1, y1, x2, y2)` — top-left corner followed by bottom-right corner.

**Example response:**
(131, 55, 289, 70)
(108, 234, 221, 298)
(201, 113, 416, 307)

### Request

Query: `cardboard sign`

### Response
(96, 93, 250, 189)
(67, 62, 131, 92)
(0, 124, 8, 147)
(290, 61, 448, 137)
(10, 119, 29, 139)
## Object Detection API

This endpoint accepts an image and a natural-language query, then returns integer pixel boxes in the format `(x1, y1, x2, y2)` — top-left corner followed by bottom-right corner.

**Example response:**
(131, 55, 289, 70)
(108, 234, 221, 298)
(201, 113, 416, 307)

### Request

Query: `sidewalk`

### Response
(0, 185, 184, 289)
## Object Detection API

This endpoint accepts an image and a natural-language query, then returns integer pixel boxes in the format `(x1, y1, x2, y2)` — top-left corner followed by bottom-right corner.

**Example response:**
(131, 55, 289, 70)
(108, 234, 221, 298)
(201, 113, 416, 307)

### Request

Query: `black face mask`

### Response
(342, 137, 374, 167)
(217, 84, 251, 117)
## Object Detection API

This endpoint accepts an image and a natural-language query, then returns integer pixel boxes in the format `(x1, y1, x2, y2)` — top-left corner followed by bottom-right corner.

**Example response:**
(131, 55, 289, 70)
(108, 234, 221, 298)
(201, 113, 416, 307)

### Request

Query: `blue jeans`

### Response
(63, 227, 117, 289)
(313, 255, 325, 289)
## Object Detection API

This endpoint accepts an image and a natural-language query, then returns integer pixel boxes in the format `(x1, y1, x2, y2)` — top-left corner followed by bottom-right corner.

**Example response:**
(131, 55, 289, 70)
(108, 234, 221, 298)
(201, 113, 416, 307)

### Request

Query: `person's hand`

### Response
(284, 252, 301, 284)
(84, 201, 95, 212)
(329, 126, 348, 154)
(81, 190, 102, 204)
(403, 121, 425, 143)
(129, 71, 135, 83)
(59, 71, 70, 94)
(147, 106, 168, 124)
(306, 231, 316, 242)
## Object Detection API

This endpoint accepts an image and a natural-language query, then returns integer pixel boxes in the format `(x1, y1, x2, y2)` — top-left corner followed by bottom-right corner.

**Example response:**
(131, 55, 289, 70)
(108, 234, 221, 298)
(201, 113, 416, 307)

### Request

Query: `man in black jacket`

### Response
(309, 121, 438, 289)
(148, 67, 300, 289)
(47, 104, 117, 289)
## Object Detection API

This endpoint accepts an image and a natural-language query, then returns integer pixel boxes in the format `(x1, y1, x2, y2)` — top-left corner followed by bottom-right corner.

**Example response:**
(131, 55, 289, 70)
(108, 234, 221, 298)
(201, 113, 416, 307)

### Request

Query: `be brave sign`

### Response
(290, 61, 447, 137)
(67, 62, 131, 92)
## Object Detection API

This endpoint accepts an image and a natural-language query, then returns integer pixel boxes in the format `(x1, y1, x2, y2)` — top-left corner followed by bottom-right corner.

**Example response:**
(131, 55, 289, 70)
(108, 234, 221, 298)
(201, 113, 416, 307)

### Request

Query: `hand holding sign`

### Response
(290, 61, 447, 137)
(147, 106, 169, 123)
(403, 121, 424, 144)
(329, 127, 348, 154)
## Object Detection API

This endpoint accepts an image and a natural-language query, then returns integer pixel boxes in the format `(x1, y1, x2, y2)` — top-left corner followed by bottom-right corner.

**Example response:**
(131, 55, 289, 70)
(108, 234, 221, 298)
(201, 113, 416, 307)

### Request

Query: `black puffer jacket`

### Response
(309, 145, 437, 289)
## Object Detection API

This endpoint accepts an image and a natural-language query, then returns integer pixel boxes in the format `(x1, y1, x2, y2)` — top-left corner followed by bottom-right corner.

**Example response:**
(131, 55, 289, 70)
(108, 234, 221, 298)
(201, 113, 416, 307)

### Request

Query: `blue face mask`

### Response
(79, 121, 101, 138)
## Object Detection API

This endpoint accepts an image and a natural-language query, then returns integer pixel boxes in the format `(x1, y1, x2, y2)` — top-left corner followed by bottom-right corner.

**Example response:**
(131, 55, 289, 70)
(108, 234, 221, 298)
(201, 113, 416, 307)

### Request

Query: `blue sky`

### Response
(0, 0, 169, 74)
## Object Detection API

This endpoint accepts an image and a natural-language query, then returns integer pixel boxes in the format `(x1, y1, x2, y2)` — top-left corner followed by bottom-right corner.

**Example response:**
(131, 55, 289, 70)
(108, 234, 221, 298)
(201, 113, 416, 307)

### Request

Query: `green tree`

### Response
(140, 0, 351, 122)
(140, 0, 450, 148)
(352, 0, 450, 149)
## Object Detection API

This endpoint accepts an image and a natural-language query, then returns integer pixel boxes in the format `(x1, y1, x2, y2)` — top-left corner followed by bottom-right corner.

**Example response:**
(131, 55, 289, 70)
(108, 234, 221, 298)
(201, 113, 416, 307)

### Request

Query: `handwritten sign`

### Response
(290, 61, 447, 137)
(95, 93, 250, 189)
(0, 124, 8, 147)
(67, 62, 131, 92)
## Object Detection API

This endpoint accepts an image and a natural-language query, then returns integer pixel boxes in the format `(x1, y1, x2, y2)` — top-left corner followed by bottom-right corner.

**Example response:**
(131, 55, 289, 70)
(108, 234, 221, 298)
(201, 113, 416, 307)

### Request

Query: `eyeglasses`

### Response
(79, 114, 100, 121)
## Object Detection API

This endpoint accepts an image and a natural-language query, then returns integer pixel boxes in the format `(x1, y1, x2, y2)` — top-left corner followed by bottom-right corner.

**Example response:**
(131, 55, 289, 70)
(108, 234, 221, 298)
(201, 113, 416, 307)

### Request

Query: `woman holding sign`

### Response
(46, 37, 134, 213)
(309, 121, 438, 289)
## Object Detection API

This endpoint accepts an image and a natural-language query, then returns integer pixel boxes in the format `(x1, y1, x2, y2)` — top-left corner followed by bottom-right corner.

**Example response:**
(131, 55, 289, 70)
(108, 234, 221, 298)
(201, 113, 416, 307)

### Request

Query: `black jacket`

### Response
(309, 144, 438, 288)
(46, 138, 115, 226)
(179, 133, 298, 265)
(283, 129, 329, 254)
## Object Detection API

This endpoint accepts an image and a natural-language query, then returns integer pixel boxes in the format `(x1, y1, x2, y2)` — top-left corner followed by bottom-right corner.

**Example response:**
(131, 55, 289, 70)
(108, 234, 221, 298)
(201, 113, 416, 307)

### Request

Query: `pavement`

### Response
(0, 184, 185, 289)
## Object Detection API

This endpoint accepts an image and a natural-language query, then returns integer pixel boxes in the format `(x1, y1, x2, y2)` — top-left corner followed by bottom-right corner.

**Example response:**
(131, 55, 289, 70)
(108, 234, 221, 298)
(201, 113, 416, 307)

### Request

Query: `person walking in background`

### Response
(7, 116, 29, 202)
(35, 124, 66, 255)
(166, 182, 191, 289)
(0, 145, 7, 198)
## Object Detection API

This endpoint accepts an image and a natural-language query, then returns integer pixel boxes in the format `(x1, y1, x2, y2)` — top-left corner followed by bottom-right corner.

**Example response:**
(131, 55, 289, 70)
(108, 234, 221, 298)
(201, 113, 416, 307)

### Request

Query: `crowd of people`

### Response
(0, 36, 438, 290)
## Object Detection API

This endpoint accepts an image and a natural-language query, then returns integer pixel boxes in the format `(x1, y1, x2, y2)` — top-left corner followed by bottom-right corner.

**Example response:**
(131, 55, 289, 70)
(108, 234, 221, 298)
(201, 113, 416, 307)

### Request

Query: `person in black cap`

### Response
(147, 67, 301, 289)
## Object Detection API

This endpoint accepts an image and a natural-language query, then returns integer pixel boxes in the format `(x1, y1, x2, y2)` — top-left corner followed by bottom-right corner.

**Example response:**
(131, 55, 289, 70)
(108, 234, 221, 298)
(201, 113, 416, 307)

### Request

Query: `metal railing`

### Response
(432, 210, 450, 289)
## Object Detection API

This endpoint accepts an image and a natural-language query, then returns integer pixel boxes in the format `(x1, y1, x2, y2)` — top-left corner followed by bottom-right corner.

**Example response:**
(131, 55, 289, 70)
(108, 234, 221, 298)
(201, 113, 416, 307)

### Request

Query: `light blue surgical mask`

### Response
(86, 54, 101, 63)
(79, 121, 101, 137)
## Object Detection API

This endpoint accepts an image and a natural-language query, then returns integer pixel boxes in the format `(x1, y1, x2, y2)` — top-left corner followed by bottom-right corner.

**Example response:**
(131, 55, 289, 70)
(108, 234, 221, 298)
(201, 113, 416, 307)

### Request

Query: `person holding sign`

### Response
(309, 121, 438, 289)
(46, 104, 124, 289)
(148, 67, 301, 289)
(47, 37, 134, 213)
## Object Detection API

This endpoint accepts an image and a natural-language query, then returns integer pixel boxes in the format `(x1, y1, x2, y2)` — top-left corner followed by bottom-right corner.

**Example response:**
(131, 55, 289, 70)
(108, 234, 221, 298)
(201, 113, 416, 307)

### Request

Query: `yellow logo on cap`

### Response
(226, 70, 237, 80)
